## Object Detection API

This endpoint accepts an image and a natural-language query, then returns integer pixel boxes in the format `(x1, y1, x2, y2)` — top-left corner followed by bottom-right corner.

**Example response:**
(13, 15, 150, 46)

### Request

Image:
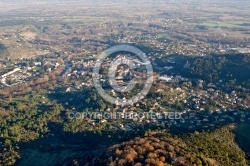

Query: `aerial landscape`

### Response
(0, 0, 250, 165)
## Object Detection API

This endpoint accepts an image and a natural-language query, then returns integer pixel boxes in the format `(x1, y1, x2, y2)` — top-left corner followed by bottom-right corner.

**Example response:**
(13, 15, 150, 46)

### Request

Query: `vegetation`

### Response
(156, 53, 250, 89)
(0, 43, 5, 52)
(0, 96, 63, 165)
(184, 125, 247, 166)
(187, 54, 250, 86)
(94, 126, 247, 166)
(234, 123, 250, 161)
(0, 1, 249, 165)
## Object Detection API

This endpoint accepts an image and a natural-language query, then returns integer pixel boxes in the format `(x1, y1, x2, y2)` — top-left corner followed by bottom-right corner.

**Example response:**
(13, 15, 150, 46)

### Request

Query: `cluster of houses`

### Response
(0, 57, 60, 87)
(51, 58, 250, 134)
(62, 59, 94, 79)
(72, 106, 250, 132)
(73, 73, 250, 131)
(158, 75, 188, 83)
(112, 24, 247, 57)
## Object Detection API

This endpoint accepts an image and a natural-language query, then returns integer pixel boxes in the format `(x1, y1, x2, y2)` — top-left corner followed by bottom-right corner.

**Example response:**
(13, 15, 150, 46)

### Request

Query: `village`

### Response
(53, 53, 250, 133)
(1, 50, 249, 133)
(0, 57, 60, 88)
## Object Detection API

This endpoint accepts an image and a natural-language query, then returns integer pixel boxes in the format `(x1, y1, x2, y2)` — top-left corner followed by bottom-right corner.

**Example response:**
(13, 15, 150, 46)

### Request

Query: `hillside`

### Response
(75, 126, 248, 166)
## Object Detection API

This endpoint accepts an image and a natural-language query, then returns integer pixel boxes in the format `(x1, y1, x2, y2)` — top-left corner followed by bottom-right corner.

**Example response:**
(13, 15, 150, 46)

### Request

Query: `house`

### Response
(158, 75, 173, 82)
(66, 87, 71, 92)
